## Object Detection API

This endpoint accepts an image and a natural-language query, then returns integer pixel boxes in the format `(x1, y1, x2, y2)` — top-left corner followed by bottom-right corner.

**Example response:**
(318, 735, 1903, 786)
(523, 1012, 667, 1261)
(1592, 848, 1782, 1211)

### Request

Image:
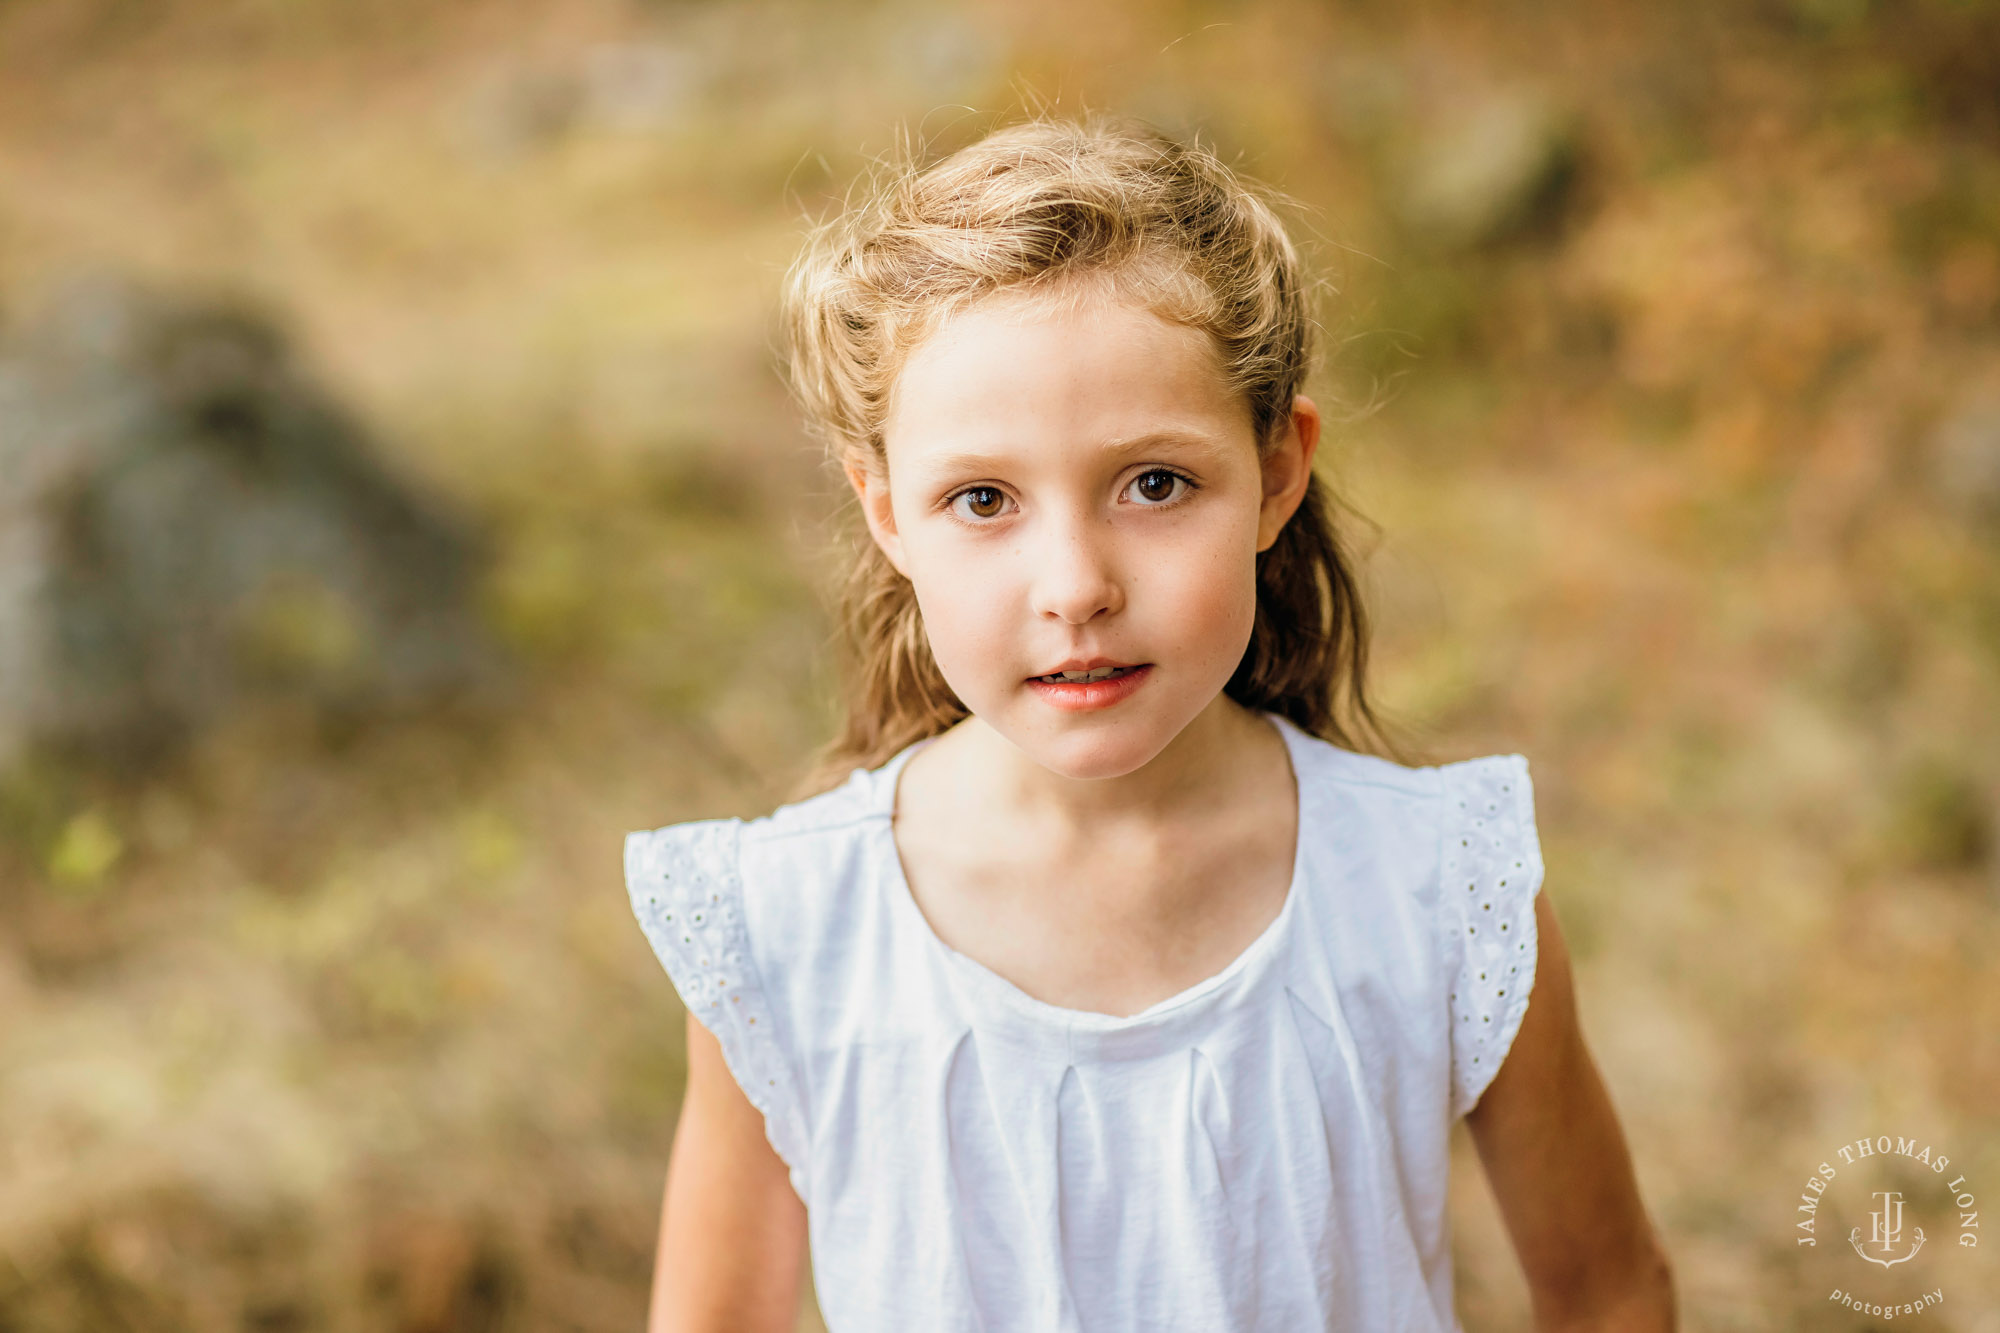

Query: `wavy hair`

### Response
(780, 111, 1405, 798)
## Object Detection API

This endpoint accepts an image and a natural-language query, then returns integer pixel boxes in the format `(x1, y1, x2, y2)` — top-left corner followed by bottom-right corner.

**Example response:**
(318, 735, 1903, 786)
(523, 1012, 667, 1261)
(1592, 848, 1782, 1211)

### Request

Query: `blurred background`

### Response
(1, 0, 1997, 1329)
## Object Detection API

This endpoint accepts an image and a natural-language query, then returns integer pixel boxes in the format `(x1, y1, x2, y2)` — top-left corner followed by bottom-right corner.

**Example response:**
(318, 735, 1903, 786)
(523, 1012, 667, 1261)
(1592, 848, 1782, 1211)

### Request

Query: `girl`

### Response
(624, 114, 1675, 1332)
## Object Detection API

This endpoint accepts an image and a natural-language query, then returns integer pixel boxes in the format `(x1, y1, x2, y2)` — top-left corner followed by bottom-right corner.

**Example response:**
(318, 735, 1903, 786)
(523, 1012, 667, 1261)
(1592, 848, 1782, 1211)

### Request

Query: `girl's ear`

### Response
(844, 453, 912, 579)
(1256, 394, 1322, 552)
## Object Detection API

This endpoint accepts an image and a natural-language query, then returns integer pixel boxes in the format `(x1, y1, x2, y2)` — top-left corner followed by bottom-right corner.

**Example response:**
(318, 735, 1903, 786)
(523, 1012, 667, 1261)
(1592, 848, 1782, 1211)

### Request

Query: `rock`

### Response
(0, 274, 510, 770)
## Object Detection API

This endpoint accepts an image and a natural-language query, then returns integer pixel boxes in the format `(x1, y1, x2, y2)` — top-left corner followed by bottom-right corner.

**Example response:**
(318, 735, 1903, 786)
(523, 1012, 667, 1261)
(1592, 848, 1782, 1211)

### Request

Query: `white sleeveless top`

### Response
(623, 712, 1545, 1332)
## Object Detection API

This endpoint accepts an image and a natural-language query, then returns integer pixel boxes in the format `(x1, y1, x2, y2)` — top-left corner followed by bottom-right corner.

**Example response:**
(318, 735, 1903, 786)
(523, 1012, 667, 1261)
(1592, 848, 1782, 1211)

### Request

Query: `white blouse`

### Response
(624, 711, 1544, 1332)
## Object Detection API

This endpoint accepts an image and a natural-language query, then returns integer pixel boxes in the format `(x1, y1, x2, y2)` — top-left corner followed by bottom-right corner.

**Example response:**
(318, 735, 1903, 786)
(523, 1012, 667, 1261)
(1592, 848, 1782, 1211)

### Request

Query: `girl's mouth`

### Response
(1029, 664, 1144, 684)
(1024, 663, 1153, 711)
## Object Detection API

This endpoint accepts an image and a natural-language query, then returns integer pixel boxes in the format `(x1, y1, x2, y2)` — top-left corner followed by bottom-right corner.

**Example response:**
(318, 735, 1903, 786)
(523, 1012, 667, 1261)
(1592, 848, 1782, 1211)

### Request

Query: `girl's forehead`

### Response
(886, 289, 1237, 439)
(922, 281, 1195, 351)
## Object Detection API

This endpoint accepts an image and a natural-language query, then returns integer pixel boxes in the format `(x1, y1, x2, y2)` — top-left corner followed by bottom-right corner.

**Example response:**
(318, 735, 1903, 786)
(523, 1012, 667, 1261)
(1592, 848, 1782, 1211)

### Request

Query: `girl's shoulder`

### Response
(624, 752, 887, 867)
(1279, 715, 1524, 793)
(621, 760, 895, 1027)
(1278, 718, 1535, 861)
(622, 758, 892, 923)
(1279, 721, 1545, 1119)
(620, 759, 899, 1194)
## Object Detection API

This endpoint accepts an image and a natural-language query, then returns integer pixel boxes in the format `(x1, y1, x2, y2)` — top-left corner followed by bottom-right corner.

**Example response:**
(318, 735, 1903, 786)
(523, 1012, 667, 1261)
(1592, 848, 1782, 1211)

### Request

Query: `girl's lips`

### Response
(1024, 662, 1153, 711)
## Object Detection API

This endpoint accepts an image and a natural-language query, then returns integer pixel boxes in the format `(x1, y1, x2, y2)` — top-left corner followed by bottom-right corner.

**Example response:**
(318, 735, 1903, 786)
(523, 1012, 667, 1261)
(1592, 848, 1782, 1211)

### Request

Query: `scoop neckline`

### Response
(871, 711, 1311, 1051)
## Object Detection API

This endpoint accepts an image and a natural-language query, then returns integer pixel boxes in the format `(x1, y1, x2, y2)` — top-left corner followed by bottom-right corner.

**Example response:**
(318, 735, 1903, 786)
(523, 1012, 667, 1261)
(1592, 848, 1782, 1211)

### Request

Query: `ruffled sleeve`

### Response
(1436, 754, 1545, 1119)
(624, 817, 810, 1190)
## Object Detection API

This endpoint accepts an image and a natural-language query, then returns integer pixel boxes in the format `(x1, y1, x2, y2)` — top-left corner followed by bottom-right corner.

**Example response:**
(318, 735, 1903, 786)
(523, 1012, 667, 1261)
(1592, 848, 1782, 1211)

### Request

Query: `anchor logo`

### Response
(1849, 1190, 1926, 1269)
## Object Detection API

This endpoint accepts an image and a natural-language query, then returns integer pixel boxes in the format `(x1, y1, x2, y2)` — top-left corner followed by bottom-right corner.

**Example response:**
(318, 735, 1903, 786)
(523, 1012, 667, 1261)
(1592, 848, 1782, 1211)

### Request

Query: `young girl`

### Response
(624, 114, 1676, 1332)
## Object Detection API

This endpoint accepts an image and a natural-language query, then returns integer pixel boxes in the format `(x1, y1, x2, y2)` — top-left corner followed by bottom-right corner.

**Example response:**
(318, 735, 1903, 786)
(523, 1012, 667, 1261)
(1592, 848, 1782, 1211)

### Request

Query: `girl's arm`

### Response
(1465, 891, 1678, 1332)
(648, 1011, 810, 1333)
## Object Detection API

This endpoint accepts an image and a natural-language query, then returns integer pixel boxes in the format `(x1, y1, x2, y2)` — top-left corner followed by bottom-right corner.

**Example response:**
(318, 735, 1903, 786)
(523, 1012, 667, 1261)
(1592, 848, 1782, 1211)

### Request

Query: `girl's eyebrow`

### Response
(915, 430, 1230, 477)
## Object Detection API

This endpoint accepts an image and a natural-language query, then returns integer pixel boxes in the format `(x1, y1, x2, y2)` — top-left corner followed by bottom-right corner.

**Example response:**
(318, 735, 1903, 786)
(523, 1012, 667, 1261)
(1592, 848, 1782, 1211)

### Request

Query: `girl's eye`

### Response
(950, 486, 1010, 521)
(1127, 468, 1193, 506)
(942, 469, 1198, 524)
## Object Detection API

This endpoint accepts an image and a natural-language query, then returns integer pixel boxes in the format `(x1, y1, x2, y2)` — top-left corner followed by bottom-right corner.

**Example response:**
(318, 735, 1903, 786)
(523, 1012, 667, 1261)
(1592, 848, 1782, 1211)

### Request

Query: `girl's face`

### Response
(850, 284, 1319, 779)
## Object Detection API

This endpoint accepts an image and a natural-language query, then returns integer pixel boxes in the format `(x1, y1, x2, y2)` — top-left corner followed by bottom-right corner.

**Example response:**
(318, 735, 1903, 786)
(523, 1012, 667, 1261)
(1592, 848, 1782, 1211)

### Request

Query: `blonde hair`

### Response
(781, 111, 1405, 798)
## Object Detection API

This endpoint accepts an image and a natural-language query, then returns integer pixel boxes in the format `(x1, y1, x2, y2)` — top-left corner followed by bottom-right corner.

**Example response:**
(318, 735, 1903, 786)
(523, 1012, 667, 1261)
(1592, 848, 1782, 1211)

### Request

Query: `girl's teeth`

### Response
(1043, 665, 1131, 683)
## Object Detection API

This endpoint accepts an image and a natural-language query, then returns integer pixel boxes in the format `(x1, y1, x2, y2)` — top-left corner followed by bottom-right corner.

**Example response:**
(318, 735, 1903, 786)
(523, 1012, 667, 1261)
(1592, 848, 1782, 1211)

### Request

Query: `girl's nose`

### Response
(1027, 509, 1125, 626)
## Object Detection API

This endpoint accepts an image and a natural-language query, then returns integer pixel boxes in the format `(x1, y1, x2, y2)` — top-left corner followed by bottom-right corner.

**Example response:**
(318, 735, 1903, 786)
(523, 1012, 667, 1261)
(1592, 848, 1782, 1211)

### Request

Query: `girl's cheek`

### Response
(911, 565, 1005, 649)
(1170, 536, 1262, 654)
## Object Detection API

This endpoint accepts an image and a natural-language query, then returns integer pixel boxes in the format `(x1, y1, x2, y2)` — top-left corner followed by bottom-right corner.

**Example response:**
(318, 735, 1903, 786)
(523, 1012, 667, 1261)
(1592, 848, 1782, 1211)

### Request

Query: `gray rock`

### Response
(0, 274, 509, 769)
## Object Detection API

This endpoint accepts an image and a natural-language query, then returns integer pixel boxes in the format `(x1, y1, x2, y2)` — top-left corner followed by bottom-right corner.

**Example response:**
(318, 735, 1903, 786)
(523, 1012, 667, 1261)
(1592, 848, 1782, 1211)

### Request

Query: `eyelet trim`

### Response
(1436, 754, 1544, 1119)
(624, 817, 808, 1185)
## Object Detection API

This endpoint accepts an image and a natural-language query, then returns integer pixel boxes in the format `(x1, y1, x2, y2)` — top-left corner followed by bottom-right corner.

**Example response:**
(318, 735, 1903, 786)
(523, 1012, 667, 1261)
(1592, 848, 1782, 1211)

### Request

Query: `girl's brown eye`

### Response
(1132, 470, 1182, 504)
(961, 487, 1004, 518)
